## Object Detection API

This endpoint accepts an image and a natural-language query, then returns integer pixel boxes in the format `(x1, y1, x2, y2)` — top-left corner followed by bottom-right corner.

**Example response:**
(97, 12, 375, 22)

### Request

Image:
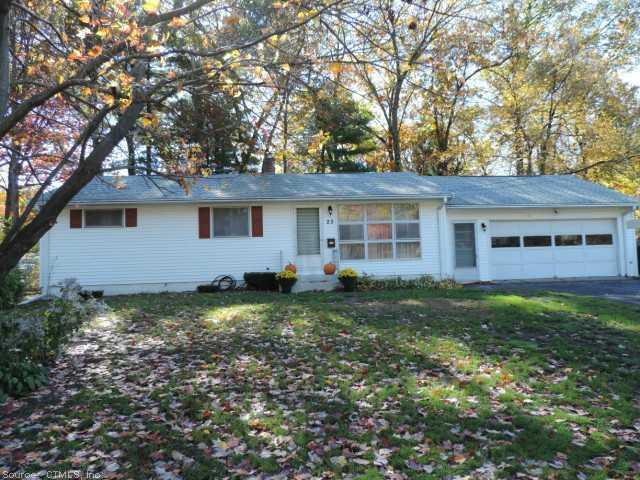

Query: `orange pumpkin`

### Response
(284, 263, 297, 273)
(323, 263, 337, 275)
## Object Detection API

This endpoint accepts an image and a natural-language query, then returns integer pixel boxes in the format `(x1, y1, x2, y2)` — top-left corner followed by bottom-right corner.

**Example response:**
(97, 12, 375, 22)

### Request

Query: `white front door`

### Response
(296, 207, 322, 274)
(490, 219, 619, 280)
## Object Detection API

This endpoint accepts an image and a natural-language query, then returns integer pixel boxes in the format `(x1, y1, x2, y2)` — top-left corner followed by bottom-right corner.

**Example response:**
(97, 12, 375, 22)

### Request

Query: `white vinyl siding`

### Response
(42, 200, 443, 295)
(40, 200, 634, 295)
(42, 204, 296, 294)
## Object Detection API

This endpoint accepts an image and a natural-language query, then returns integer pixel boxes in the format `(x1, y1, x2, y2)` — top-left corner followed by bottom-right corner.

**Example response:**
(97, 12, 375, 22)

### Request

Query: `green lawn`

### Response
(2, 288, 640, 479)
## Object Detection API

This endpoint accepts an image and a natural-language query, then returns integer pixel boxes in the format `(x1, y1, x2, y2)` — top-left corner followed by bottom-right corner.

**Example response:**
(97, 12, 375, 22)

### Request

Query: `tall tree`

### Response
(322, 0, 472, 170)
(486, 0, 640, 177)
(0, 0, 344, 278)
(290, 85, 376, 172)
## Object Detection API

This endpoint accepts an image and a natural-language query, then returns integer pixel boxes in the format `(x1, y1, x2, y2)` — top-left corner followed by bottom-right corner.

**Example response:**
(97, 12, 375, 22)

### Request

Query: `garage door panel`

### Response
(586, 262, 619, 276)
(494, 264, 524, 280)
(584, 248, 616, 262)
(521, 249, 553, 262)
(556, 262, 587, 277)
(491, 249, 521, 265)
(581, 220, 614, 233)
(523, 264, 555, 278)
(520, 222, 550, 235)
(491, 222, 519, 236)
(554, 247, 584, 262)
(553, 220, 583, 234)
(490, 219, 618, 280)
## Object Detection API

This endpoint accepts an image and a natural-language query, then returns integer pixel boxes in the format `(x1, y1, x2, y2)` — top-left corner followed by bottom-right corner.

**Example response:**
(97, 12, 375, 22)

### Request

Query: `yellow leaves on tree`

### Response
(140, 113, 160, 129)
(168, 17, 187, 28)
(328, 63, 342, 75)
(142, 0, 160, 15)
(87, 45, 103, 58)
(224, 15, 241, 27)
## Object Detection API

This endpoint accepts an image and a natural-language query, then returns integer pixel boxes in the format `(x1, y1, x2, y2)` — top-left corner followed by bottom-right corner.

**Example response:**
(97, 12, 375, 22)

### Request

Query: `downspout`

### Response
(437, 197, 449, 279)
(616, 211, 629, 277)
(631, 205, 640, 277)
(625, 205, 639, 277)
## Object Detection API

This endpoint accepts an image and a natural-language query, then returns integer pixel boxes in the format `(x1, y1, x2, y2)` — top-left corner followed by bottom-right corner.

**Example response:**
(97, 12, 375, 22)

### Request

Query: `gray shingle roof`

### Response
(67, 173, 637, 207)
(68, 173, 447, 204)
(425, 175, 638, 207)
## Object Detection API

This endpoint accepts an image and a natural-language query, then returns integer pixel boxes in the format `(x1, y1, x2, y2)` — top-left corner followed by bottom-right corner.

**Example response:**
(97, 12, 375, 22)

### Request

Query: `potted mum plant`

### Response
(337, 268, 358, 292)
(276, 269, 298, 294)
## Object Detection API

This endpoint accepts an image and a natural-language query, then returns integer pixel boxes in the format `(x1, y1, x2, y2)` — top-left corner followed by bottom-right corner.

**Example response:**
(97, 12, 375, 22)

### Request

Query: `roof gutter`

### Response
(68, 194, 453, 206)
(447, 202, 638, 209)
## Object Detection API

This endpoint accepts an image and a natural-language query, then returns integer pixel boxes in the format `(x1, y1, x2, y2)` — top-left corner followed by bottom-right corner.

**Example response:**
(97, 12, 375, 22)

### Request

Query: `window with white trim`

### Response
(338, 203, 420, 260)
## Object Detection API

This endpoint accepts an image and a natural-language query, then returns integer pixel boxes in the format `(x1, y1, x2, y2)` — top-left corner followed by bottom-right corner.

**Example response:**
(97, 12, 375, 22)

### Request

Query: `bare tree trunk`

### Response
(145, 65, 152, 175)
(282, 87, 289, 173)
(4, 146, 20, 225)
(0, 0, 11, 119)
(126, 134, 136, 175)
(319, 145, 326, 173)
(388, 81, 404, 171)
(0, 101, 145, 279)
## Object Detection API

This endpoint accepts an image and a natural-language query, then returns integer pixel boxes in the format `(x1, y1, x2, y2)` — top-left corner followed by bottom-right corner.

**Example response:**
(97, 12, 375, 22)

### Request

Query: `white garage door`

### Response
(490, 220, 619, 280)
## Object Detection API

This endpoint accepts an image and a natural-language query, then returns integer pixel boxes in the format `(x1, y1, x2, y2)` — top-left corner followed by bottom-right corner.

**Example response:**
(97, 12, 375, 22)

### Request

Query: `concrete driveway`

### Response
(471, 278, 640, 306)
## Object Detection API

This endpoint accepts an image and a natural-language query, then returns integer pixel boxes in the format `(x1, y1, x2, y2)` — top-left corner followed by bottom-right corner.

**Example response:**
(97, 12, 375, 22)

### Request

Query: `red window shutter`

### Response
(125, 208, 137, 227)
(251, 206, 263, 237)
(198, 207, 211, 239)
(70, 209, 82, 229)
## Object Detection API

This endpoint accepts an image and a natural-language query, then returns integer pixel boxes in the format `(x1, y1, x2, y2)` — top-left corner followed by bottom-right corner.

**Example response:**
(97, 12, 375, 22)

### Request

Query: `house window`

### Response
(586, 234, 613, 245)
(213, 207, 249, 237)
(338, 203, 420, 260)
(84, 209, 123, 227)
(523, 235, 552, 247)
(491, 236, 521, 248)
(555, 234, 582, 246)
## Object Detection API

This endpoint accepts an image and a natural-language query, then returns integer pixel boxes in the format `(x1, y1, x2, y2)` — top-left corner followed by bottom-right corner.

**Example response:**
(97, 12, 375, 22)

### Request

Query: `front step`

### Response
(292, 274, 339, 292)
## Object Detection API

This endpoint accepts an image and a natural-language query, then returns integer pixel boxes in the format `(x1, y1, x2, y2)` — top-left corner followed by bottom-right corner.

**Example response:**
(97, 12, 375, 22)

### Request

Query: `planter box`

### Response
(340, 277, 357, 292)
(279, 278, 297, 294)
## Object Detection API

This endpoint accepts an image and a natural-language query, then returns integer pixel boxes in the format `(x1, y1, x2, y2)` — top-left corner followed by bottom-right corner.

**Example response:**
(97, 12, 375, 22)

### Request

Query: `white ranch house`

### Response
(39, 173, 638, 295)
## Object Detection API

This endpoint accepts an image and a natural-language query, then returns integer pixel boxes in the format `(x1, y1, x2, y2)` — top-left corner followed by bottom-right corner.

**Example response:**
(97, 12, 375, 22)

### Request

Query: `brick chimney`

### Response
(261, 153, 275, 174)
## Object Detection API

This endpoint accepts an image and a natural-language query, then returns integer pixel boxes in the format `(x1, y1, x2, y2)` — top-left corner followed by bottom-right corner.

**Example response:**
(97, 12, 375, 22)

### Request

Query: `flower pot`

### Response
(340, 277, 357, 292)
(323, 263, 337, 275)
(279, 278, 297, 294)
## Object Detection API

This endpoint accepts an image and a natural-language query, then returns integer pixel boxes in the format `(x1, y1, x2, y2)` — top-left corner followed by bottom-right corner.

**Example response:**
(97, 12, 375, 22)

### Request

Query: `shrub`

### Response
(276, 270, 297, 281)
(0, 269, 25, 310)
(357, 274, 460, 291)
(0, 279, 105, 399)
(243, 272, 278, 291)
(337, 268, 358, 280)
